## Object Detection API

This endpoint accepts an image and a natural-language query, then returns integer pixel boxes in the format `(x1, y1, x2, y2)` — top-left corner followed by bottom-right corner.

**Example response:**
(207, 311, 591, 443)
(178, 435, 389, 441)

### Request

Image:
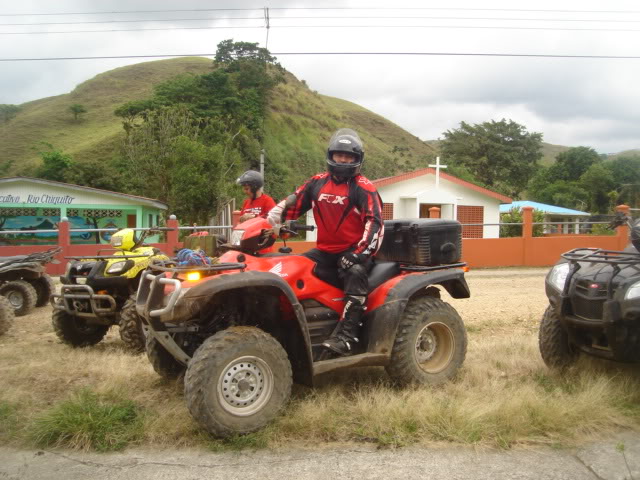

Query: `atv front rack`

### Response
(147, 262, 247, 276)
(562, 248, 640, 266)
(137, 263, 246, 319)
(51, 284, 117, 317)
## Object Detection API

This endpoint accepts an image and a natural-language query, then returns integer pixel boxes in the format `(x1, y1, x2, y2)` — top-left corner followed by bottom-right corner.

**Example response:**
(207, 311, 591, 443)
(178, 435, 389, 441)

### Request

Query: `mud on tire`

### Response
(0, 296, 15, 336)
(386, 296, 467, 387)
(31, 274, 56, 307)
(119, 295, 146, 353)
(184, 326, 292, 437)
(539, 305, 578, 368)
(146, 334, 185, 379)
(0, 280, 38, 316)
(52, 309, 109, 347)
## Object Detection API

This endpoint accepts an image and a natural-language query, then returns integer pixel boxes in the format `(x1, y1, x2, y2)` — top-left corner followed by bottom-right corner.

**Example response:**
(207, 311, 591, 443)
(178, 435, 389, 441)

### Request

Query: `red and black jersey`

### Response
(284, 173, 384, 255)
(241, 194, 276, 218)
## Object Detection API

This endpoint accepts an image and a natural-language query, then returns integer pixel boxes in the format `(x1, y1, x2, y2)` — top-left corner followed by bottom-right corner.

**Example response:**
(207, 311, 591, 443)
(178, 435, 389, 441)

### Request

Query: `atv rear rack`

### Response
(562, 248, 640, 266)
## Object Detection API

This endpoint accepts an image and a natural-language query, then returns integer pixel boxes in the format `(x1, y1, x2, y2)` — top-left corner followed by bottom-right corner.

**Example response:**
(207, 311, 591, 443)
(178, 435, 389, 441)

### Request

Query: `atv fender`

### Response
(365, 269, 470, 355)
(145, 271, 314, 386)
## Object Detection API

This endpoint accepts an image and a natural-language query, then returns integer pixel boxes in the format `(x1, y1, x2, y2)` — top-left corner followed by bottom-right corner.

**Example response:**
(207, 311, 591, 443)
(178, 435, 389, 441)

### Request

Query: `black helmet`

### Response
(326, 128, 364, 178)
(236, 170, 264, 199)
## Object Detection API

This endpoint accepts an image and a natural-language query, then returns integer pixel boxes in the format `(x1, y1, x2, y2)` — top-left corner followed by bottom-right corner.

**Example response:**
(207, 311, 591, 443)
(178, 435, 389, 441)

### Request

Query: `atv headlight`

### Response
(106, 260, 133, 274)
(625, 281, 640, 300)
(548, 263, 570, 291)
(230, 230, 244, 246)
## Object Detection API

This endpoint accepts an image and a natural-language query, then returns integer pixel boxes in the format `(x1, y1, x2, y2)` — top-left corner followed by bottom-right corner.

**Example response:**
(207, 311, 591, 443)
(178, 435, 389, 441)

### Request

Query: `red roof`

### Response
(372, 167, 512, 203)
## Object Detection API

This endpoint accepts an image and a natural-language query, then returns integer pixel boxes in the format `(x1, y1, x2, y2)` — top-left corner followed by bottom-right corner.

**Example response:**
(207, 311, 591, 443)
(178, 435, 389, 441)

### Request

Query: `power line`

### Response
(5, 15, 640, 26)
(2, 7, 640, 16)
(4, 24, 640, 35)
(0, 26, 263, 34)
(2, 51, 640, 62)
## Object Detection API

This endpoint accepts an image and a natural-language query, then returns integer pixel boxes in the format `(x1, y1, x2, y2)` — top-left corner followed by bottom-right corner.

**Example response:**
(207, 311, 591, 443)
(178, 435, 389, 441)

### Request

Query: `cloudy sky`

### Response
(2, 0, 640, 154)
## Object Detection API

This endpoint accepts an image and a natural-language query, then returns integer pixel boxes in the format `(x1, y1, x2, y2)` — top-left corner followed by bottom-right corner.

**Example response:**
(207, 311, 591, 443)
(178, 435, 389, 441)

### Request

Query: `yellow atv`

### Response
(51, 227, 173, 352)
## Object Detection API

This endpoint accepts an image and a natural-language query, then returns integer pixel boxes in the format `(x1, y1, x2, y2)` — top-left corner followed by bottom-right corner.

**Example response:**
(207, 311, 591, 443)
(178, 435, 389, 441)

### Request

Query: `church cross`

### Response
(428, 156, 448, 188)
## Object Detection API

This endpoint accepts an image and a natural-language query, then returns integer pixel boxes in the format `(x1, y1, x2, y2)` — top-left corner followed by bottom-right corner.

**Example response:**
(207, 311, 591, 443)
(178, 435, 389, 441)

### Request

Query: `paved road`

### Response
(1, 431, 638, 480)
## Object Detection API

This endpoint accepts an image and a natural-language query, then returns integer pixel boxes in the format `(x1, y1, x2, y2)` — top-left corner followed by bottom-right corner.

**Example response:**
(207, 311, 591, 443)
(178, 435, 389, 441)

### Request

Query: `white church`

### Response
(306, 158, 512, 240)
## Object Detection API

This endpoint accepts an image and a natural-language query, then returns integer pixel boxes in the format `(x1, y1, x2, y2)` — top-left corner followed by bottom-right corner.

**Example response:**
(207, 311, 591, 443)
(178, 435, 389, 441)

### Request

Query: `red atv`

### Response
(136, 217, 469, 437)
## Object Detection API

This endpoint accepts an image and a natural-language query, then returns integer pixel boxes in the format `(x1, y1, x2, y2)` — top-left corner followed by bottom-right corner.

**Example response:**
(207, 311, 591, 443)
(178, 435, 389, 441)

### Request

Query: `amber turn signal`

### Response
(186, 272, 201, 281)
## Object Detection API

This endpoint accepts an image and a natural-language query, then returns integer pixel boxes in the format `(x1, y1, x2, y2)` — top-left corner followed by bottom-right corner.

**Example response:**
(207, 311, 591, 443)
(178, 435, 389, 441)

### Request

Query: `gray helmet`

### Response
(236, 170, 264, 199)
(326, 128, 364, 178)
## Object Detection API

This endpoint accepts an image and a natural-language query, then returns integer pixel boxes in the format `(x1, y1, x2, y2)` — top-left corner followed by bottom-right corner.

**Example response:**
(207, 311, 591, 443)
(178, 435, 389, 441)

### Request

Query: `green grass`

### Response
(29, 389, 144, 452)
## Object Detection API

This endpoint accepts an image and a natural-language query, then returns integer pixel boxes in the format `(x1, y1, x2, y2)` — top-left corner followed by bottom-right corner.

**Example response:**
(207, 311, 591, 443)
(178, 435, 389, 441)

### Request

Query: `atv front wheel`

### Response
(0, 280, 37, 316)
(539, 305, 578, 368)
(31, 274, 55, 307)
(0, 296, 15, 335)
(184, 326, 293, 437)
(119, 296, 146, 353)
(386, 296, 467, 386)
(146, 334, 185, 379)
(52, 309, 109, 347)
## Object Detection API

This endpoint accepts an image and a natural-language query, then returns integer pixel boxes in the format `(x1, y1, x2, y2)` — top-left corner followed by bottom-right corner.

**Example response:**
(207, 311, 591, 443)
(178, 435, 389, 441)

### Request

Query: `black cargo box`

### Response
(375, 219, 462, 266)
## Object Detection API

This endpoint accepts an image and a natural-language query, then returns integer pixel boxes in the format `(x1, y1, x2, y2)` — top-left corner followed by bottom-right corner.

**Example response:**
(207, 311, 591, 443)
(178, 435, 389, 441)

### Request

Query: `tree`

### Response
(69, 104, 87, 121)
(120, 106, 244, 223)
(579, 163, 615, 214)
(0, 104, 20, 123)
(548, 146, 602, 181)
(440, 119, 543, 197)
(34, 143, 73, 182)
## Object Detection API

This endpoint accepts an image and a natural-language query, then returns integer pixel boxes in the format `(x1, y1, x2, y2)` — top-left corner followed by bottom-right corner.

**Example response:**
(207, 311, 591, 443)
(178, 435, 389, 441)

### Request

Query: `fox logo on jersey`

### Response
(318, 193, 347, 205)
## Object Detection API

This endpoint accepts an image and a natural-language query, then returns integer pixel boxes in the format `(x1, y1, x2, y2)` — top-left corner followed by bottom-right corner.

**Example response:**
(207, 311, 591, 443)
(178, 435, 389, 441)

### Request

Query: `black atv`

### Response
(0, 247, 60, 317)
(539, 212, 640, 367)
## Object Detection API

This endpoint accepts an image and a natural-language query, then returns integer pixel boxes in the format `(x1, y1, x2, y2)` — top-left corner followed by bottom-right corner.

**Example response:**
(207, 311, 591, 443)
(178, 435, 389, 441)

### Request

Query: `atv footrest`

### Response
(51, 284, 117, 317)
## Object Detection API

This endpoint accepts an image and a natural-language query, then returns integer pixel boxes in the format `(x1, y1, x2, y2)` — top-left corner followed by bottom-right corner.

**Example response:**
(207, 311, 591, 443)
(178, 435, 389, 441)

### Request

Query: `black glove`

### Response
(338, 252, 367, 270)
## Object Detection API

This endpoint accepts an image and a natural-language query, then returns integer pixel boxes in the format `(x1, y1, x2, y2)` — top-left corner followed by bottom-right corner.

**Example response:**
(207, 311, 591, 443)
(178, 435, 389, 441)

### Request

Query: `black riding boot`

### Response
(322, 296, 365, 356)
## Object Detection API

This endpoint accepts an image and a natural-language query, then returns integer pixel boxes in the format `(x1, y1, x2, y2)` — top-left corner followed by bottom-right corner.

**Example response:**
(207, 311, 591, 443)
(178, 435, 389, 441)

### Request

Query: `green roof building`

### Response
(0, 177, 168, 245)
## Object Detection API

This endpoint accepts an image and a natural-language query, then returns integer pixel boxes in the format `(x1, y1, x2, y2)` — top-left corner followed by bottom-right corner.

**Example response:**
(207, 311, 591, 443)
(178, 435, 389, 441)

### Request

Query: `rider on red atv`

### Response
(268, 128, 384, 356)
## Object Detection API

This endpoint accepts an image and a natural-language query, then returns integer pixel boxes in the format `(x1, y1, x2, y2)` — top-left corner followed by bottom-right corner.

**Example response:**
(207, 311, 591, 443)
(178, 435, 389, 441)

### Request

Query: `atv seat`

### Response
(368, 261, 401, 291)
(310, 258, 401, 293)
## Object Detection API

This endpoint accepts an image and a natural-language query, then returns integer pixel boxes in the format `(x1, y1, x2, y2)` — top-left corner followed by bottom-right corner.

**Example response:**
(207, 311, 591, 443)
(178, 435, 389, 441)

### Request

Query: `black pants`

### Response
(302, 248, 372, 297)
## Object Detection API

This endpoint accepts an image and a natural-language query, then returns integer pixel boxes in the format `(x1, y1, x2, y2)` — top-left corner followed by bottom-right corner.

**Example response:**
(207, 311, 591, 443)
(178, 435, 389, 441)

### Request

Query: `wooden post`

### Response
(615, 204, 630, 250)
(428, 206, 441, 219)
(522, 206, 534, 266)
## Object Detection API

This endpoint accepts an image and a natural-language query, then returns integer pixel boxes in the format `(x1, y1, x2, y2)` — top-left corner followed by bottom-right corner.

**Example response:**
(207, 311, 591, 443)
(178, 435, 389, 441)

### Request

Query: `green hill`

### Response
(0, 57, 436, 192)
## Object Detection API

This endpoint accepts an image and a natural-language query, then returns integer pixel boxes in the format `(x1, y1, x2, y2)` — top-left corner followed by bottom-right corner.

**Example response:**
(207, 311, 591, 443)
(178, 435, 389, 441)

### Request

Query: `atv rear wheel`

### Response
(184, 326, 292, 437)
(0, 296, 15, 335)
(52, 309, 109, 347)
(31, 274, 55, 307)
(386, 296, 467, 386)
(0, 280, 37, 316)
(539, 305, 578, 368)
(119, 296, 145, 353)
(146, 334, 185, 379)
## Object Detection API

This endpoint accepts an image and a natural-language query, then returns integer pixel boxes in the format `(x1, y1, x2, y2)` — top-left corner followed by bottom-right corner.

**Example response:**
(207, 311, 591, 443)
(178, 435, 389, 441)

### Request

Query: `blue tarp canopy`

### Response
(499, 200, 589, 216)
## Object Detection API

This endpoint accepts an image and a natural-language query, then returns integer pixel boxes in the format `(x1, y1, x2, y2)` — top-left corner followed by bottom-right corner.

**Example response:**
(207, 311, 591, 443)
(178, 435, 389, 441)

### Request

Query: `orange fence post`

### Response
(56, 218, 71, 275)
(429, 207, 441, 219)
(166, 215, 180, 252)
(522, 206, 534, 266)
(615, 204, 630, 250)
(232, 210, 242, 226)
